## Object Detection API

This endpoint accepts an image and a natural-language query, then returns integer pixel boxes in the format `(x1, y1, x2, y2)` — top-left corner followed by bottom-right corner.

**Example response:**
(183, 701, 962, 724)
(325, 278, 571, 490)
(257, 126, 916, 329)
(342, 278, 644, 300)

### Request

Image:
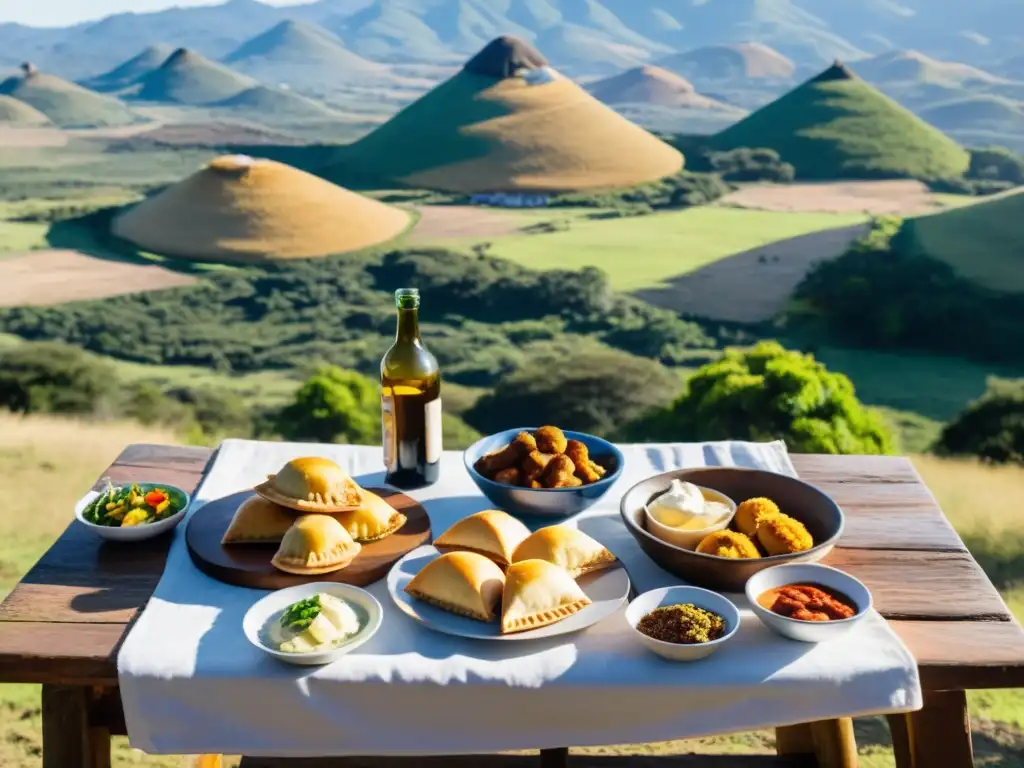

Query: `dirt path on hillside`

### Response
(723, 180, 946, 216)
(407, 205, 529, 243)
(635, 222, 870, 324)
(0, 250, 195, 307)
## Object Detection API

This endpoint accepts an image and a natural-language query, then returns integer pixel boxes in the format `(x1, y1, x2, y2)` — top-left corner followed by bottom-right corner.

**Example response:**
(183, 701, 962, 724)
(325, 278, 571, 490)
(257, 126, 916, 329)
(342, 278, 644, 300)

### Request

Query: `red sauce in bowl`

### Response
(757, 583, 858, 622)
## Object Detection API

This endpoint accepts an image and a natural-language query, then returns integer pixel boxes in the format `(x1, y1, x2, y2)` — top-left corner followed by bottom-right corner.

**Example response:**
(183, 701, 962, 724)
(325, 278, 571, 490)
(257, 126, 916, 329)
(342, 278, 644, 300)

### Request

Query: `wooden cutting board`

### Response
(185, 487, 431, 589)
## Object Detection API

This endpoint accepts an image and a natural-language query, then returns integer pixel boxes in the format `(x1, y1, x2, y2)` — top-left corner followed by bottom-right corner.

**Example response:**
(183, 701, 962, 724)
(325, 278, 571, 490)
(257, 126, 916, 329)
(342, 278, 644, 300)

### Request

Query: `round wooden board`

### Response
(185, 487, 432, 589)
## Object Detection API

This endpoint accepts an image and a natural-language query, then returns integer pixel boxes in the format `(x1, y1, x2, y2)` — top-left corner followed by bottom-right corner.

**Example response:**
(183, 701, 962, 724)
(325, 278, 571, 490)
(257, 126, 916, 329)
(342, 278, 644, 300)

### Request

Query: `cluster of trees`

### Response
(791, 217, 1024, 364)
(937, 378, 1024, 466)
(0, 248, 716, 387)
(548, 170, 731, 213)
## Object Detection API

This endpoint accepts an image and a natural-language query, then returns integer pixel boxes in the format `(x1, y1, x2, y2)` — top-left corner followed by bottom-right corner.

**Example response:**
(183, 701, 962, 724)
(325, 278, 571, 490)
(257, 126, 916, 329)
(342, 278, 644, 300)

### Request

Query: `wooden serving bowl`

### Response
(619, 467, 844, 592)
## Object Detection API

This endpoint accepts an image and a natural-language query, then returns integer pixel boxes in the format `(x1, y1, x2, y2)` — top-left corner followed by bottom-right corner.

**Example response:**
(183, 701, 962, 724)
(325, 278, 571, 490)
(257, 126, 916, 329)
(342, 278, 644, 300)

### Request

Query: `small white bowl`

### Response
(244, 582, 383, 667)
(625, 585, 740, 661)
(75, 482, 190, 542)
(643, 485, 737, 550)
(745, 563, 871, 644)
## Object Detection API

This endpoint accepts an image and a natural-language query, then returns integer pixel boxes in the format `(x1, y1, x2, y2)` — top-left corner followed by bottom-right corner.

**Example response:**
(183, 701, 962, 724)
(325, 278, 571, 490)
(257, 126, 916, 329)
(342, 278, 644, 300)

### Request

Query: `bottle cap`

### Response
(395, 288, 419, 309)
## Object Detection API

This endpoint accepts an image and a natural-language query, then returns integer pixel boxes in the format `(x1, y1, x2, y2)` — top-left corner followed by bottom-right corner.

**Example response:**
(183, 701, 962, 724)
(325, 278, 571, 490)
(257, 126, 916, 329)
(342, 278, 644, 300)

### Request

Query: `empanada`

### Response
(404, 551, 505, 622)
(434, 510, 531, 566)
(271, 514, 362, 575)
(221, 494, 295, 545)
(512, 525, 617, 578)
(332, 490, 407, 543)
(500, 559, 592, 634)
(255, 456, 363, 513)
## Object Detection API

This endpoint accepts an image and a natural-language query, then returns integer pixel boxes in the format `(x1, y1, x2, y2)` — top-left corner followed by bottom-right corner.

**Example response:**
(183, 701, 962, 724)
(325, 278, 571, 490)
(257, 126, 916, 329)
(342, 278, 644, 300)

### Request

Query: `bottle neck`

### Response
(395, 307, 420, 344)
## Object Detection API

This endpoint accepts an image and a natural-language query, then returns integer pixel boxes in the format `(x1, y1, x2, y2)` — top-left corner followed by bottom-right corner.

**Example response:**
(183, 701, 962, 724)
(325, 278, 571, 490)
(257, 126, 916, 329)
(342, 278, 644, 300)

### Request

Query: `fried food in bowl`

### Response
(734, 497, 780, 538)
(695, 530, 761, 559)
(757, 514, 814, 556)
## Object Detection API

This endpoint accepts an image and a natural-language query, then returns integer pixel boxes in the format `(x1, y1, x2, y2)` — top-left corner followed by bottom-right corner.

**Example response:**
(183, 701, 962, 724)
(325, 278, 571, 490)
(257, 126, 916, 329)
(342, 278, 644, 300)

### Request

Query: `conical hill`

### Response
(325, 35, 683, 193)
(588, 65, 728, 108)
(0, 69, 136, 128)
(0, 95, 51, 125)
(709, 61, 969, 180)
(111, 155, 411, 263)
(132, 48, 255, 105)
(82, 44, 176, 93)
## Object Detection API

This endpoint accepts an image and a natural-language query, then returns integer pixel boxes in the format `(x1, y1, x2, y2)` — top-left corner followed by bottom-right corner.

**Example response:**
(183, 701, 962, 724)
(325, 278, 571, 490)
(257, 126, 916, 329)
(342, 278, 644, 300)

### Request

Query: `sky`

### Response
(1, 0, 308, 27)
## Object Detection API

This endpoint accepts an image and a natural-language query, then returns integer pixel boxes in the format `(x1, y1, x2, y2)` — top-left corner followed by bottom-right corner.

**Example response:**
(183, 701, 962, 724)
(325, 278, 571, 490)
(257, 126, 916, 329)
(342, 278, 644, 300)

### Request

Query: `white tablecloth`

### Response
(117, 438, 921, 757)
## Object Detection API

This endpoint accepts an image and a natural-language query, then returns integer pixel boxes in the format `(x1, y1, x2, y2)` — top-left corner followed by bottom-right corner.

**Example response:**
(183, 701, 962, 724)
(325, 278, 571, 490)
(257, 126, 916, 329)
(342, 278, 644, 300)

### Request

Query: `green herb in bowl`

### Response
(280, 595, 322, 631)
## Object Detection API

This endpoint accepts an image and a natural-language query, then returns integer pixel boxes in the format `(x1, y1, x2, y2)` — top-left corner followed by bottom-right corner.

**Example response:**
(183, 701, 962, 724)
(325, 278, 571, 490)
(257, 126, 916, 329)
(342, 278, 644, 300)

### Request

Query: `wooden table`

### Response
(2, 444, 1023, 768)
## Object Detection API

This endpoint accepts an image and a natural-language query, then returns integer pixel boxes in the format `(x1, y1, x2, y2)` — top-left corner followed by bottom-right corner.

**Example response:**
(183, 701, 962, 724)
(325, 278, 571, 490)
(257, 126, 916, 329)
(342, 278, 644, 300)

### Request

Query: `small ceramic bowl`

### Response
(75, 482, 190, 542)
(625, 585, 740, 662)
(464, 427, 624, 518)
(643, 485, 737, 550)
(745, 563, 871, 644)
(244, 582, 383, 667)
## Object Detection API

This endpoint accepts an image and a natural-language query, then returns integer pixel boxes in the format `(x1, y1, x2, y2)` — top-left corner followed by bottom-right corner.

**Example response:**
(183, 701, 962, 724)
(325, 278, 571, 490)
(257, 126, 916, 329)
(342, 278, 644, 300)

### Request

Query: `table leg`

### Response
(539, 747, 568, 768)
(810, 718, 858, 767)
(889, 690, 973, 768)
(183, 757, 223, 767)
(776, 724, 816, 755)
(42, 684, 110, 768)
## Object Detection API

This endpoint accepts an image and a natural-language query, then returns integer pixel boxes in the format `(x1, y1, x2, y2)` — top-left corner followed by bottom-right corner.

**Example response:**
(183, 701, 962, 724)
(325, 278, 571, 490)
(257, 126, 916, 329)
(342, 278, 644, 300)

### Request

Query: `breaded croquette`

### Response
(695, 530, 761, 559)
(474, 432, 536, 478)
(734, 497, 781, 537)
(540, 455, 581, 488)
(535, 425, 568, 455)
(521, 450, 555, 481)
(512, 431, 537, 453)
(757, 514, 813, 555)
(565, 439, 603, 484)
(493, 467, 522, 486)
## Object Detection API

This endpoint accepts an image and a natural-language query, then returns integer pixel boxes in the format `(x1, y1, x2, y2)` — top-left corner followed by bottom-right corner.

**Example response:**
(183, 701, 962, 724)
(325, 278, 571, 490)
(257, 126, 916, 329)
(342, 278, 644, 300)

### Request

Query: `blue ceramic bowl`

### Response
(464, 428, 625, 518)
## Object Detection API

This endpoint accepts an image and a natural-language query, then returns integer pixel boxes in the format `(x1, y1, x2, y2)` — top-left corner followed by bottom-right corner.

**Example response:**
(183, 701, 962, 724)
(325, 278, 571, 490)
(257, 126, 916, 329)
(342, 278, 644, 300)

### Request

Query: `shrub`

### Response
(936, 378, 1024, 465)
(967, 146, 1024, 185)
(465, 345, 680, 437)
(705, 148, 796, 183)
(276, 366, 380, 445)
(0, 341, 118, 415)
(624, 341, 895, 455)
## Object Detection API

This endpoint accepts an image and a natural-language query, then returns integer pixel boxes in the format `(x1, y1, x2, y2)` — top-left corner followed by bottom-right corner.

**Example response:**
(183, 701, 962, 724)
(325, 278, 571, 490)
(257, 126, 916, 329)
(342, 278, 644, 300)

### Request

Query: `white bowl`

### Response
(643, 485, 737, 550)
(244, 582, 383, 667)
(625, 586, 740, 661)
(745, 563, 871, 644)
(75, 482, 190, 542)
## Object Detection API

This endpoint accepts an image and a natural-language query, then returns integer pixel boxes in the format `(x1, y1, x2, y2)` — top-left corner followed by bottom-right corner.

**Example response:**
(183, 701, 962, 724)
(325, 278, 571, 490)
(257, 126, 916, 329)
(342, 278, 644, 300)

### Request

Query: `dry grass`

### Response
(721, 180, 969, 216)
(0, 415, 1022, 765)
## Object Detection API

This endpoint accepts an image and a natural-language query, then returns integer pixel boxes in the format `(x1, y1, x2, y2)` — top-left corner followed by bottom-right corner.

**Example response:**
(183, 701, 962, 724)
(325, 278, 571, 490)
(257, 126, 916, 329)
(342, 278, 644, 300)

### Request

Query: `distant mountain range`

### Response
(2, 0, 1024, 80)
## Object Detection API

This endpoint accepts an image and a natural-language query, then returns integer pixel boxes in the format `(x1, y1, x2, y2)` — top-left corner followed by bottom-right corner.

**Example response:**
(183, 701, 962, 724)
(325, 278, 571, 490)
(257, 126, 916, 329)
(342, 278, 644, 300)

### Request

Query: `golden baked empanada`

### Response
(405, 551, 505, 622)
(332, 490, 406, 543)
(255, 456, 362, 513)
(221, 494, 295, 544)
(434, 510, 531, 566)
(271, 514, 361, 575)
(512, 525, 617, 578)
(500, 559, 592, 634)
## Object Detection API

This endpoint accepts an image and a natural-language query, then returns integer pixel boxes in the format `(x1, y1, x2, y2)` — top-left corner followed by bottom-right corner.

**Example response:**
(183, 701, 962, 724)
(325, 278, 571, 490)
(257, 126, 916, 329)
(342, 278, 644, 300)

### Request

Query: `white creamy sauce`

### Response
(647, 480, 732, 531)
(266, 593, 366, 654)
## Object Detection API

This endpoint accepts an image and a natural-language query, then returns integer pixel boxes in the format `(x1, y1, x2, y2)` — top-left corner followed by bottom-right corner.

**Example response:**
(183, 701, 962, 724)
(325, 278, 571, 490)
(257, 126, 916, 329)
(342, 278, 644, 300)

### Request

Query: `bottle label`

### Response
(381, 395, 396, 470)
(425, 397, 442, 464)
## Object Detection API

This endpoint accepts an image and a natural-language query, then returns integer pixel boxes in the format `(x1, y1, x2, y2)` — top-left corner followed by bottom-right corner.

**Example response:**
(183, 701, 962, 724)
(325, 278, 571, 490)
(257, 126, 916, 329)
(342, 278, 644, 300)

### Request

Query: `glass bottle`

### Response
(380, 288, 441, 488)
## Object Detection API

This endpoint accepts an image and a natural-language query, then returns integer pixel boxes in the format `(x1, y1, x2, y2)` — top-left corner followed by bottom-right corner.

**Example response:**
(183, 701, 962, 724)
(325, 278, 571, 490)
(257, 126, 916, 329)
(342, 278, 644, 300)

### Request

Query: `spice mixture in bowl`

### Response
(625, 585, 740, 661)
(636, 603, 726, 645)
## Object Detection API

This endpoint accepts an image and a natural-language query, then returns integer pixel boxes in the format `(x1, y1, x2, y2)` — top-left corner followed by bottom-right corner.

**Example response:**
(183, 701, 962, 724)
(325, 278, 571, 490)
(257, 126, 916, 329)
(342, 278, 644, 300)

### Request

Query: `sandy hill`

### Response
(920, 95, 1024, 132)
(532, 25, 648, 75)
(131, 48, 255, 105)
(853, 50, 1006, 88)
(0, 94, 51, 125)
(213, 85, 342, 122)
(897, 187, 1024, 292)
(324, 35, 683, 193)
(657, 42, 796, 82)
(709, 61, 970, 181)
(112, 154, 411, 263)
(81, 44, 176, 93)
(0, 66, 136, 128)
(223, 20, 385, 85)
(587, 65, 732, 109)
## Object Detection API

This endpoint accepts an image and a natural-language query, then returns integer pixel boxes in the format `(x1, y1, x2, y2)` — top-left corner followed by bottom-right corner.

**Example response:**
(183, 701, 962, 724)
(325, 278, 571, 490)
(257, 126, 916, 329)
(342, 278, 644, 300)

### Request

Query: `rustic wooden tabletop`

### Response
(1, 444, 1022, 768)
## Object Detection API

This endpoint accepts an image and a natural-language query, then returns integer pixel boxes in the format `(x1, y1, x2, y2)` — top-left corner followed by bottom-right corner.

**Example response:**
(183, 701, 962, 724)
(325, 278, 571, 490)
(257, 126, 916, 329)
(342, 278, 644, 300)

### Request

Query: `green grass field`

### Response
(1, 413, 1022, 767)
(488, 207, 867, 291)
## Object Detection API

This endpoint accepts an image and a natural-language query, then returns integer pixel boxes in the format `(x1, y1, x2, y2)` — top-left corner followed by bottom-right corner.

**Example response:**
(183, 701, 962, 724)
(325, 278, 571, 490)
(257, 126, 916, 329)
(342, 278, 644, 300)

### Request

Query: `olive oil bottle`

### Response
(380, 288, 441, 488)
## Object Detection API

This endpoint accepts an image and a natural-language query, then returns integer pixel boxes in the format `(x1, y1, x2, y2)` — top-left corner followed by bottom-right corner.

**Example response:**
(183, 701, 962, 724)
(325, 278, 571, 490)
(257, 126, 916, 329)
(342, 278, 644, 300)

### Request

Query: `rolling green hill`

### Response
(898, 187, 1024, 292)
(0, 69, 137, 128)
(852, 49, 1006, 87)
(81, 44, 175, 93)
(213, 85, 343, 122)
(709, 62, 970, 180)
(0, 95, 51, 126)
(920, 94, 1024, 132)
(132, 48, 255, 105)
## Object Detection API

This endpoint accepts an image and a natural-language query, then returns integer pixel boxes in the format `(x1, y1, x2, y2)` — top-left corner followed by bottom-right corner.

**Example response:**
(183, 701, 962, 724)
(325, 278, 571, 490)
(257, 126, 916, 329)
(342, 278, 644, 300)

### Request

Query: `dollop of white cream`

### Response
(647, 480, 732, 531)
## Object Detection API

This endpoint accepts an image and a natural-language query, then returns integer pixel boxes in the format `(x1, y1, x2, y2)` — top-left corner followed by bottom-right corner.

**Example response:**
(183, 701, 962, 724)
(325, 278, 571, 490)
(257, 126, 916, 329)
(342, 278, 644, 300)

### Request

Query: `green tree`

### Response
(276, 366, 380, 445)
(0, 341, 118, 415)
(937, 378, 1024, 465)
(625, 341, 895, 455)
